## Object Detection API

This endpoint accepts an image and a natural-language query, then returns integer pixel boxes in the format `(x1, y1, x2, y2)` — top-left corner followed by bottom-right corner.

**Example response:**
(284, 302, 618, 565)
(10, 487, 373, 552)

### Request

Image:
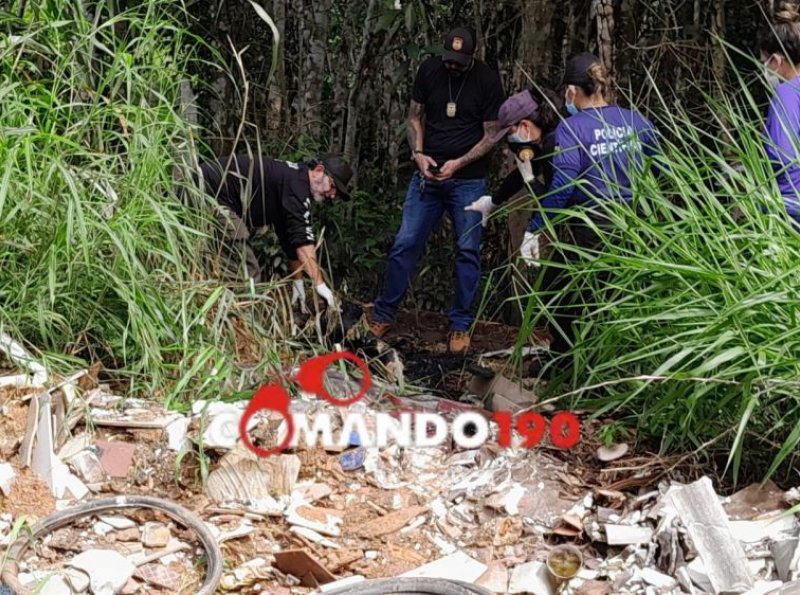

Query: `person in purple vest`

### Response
(759, 3, 800, 227)
(520, 53, 662, 375)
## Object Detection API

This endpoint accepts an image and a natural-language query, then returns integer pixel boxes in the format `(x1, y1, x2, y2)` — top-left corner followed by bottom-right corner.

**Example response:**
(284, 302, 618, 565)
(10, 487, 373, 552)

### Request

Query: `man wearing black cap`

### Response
(196, 153, 354, 311)
(369, 26, 505, 353)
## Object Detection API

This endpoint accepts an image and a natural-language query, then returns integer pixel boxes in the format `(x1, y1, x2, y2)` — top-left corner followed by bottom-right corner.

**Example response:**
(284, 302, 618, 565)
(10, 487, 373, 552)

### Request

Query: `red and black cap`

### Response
(442, 27, 476, 66)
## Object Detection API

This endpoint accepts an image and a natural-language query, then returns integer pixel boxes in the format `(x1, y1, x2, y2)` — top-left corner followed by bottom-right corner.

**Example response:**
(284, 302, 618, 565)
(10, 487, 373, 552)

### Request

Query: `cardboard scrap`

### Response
(273, 549, 336, 587)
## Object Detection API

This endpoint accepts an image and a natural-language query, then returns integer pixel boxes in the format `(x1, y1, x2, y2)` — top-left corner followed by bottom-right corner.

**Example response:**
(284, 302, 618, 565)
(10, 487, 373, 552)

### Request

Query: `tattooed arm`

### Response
(408, 100, 437, 178)
(458, 120, 499, 166)
(407, 100, 424, 153)
(434, 120, 499, 180)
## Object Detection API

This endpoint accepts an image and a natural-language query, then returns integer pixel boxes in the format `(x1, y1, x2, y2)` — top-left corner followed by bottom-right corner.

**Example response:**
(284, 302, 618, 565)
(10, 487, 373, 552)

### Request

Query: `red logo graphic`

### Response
(238, 352, 371, 458)
(238, 352, 581, 457)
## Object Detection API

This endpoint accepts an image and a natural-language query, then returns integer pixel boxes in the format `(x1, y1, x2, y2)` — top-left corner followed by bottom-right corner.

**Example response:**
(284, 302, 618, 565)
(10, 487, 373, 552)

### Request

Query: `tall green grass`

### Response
(512, 56, 800, 482)
(0, 1, 292, 405)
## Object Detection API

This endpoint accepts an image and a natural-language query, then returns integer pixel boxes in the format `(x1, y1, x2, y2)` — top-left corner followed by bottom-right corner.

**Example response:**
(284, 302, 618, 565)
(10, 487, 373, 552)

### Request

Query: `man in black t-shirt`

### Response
(196, 153, 354, 311)
(370, 27, 505, 353)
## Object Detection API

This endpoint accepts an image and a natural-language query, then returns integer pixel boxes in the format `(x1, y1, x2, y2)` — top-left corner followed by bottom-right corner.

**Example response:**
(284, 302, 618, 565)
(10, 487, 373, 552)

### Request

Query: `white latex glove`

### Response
(291, 279, 309, 314)
(520, 231, 541, 268)
(464, 195, 497, 227)
(315, 282, 338, 310)
(514, 155, 535, 183)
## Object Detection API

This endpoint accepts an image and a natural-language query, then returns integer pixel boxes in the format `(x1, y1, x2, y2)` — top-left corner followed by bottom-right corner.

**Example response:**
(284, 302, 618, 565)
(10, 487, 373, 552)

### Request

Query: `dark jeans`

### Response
(536, 221, 608, 361)
(373, 172, 487, 331)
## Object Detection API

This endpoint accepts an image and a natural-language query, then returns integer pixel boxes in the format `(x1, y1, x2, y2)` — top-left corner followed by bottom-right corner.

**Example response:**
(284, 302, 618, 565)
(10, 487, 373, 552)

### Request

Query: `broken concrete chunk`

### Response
(67, 549, 136, 595)
(0, 463, 16, 496)
(57, 434, 93, 461)
(286, 505, 343, 537)
(141, 522, 171, 548)
(507, 561, 554, 595)
(486, 484, 526, 516)
(669, 476, 754, 594)
(165, 417, 190, 452)
(112, 527, 140, 542)
(206, 452, 300, 502)
(640, 567, 676, 589)
(218, 521, 256, 543)
(400, 551, 487, 583)
(200, 404, 244, 449)
(604, 524, 654, 545)
(50, 460, 88, 501)
(291, 482, 333, 504)
(63, 568, 90, 593)
(468, 373, 535, 413)
(744, 581, 788, 595)
(99, 515, 136, 530)
(93, 520, 115, 536)
(475, 561, 509, 594)
(69, 450, 106, 484)
(728, 512, 799, 543)
(771, 537, 800, 582)
(36, 574, 72, 595)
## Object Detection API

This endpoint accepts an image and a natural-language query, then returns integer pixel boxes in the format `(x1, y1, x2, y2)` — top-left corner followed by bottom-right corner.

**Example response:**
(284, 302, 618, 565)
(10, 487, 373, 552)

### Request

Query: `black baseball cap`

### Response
(563, 52, 601, 87)
(319, 154, 354, 201)
(442, 27, 476, 66)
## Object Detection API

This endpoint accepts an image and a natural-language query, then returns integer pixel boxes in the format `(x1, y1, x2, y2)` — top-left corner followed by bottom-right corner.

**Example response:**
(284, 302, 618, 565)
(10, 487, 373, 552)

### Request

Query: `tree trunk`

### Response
(595, 0, 615, 82)
(301, 0, 331, 139)
(514, 0, 556, 88)
(266, 0, 287, 136)
(343, 0, 378, 162)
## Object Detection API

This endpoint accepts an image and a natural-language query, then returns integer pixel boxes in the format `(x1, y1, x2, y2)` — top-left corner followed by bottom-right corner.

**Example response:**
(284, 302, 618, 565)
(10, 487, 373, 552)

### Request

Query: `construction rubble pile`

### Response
(1, 333, 800, 595)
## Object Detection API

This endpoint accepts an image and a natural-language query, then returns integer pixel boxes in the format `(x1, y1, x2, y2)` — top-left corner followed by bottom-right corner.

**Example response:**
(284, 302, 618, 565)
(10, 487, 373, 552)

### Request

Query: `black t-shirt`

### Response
(412, 56, 504, 179)
(493, 131, 557, 205)
(198, 155, 315, 257)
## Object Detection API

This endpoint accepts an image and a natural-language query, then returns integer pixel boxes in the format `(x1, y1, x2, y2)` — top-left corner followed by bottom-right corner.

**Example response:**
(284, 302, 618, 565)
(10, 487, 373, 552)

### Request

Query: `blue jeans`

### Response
(373, 172, 487, 331)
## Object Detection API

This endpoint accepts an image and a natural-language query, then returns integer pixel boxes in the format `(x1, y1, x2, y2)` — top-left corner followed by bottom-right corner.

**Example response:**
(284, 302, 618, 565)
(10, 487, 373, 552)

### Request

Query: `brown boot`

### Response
(368, 319, 392, 339)
(448, 330, 471, 354)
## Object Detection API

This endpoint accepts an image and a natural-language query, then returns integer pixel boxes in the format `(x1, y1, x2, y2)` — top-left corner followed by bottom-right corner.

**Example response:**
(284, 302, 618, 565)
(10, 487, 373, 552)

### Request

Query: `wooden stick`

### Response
(133, 542, 192, 566)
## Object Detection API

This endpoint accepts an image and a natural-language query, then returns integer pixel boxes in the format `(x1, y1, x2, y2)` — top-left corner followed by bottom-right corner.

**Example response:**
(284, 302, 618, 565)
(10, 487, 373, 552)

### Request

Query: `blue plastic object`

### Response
(339, 447, 366, 471)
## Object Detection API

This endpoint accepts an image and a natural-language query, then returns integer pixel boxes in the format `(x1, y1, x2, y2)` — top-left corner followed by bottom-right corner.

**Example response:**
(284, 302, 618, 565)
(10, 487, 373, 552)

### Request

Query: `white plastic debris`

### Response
(0, 332, 48, 386)
(0, 463, 16, 496)
(400, 551, 487, 583)
(67, 549, 135, 595)
(165, 417, 191, 452)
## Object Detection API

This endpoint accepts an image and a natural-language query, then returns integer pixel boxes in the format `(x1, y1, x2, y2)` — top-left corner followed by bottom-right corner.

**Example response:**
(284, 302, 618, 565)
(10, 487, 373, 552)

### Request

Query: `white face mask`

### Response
(514, 154, 535, 183)
(765, 55, 782, 89)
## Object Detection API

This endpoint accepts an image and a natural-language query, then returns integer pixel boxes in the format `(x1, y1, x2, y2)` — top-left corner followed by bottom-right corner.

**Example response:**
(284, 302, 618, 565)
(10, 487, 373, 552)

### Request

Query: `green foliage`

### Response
(514, 54, 800, 481)
(0, 0, 291, 403)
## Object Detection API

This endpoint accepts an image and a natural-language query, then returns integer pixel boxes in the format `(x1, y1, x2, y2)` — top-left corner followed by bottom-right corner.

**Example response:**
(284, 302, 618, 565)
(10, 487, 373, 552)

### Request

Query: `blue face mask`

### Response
(508, 130, 529, 143)
(565, 102, 579, 116)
